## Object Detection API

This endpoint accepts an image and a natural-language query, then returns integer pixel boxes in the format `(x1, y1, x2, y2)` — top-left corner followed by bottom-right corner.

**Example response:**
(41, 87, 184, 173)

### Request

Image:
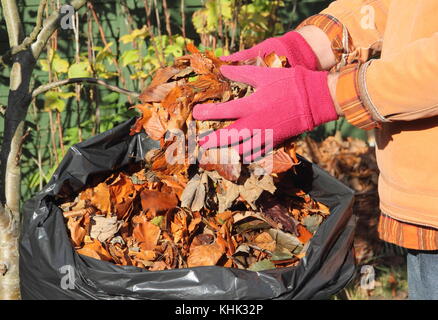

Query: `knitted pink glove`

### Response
(193, 65, 338, 162)
(221, 31, 319, 70)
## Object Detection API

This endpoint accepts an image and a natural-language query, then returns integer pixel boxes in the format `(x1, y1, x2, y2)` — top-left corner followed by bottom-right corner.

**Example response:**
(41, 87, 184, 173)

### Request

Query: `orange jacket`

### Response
(315, 0, 438, 229)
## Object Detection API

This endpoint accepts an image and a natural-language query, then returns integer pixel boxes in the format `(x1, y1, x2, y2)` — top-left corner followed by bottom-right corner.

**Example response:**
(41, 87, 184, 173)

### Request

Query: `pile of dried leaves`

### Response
(61, 45, 331, 271)
(296, 136, 378, 194)
(296, 136, 380, 264)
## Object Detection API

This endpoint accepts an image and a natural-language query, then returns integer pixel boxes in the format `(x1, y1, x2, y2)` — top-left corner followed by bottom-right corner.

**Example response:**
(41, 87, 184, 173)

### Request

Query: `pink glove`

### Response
(193, 65, 338, 162)
(221, 31, 319, 70)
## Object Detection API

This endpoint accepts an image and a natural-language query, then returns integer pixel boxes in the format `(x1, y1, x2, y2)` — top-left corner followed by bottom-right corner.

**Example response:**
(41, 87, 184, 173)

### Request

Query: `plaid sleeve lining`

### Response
(336, 63, 381, 130)
(297, 14, 348, 64)
(379, 213, 438, 250)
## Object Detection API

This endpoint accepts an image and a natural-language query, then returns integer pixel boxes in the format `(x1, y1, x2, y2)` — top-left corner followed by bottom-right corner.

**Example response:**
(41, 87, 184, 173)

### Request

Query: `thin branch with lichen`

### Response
(0, 0, 47, 66)
(31, 78, 140, 99)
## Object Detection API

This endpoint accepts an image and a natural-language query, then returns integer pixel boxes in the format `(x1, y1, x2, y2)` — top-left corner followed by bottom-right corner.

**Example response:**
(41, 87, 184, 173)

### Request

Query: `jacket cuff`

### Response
(297, 14, 348, 64)
(336, 63, 381, 130)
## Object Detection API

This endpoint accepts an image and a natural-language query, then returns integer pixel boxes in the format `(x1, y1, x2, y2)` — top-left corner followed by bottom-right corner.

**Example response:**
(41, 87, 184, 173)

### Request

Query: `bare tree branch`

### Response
(1, 0, 23, 47)
(32, 78, 140, 99)
(0, 0, 47, 66)
(31, 0, 88, 59)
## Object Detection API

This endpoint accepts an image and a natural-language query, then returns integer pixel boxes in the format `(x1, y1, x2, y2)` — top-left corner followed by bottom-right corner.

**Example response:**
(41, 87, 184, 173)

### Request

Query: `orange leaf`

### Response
(150, 260, 168, 271)
(186, 42, 200, 54)
(253, 232, 276, 252)
(130, 249, 156, 261)
(144, 109, 168, 141)
(140, 189, 178, 212)
(200, 148, 241, 182)
(67, 214, 89, 247)
(77, 239, 113, 261)
(271, 148, 295, 174)
(139, 81, 180, 103)
(149, 66, 181, 87)
(215, 211, 235, 225)
(189, 53, 215, 75)
(130, 104, 153, 135)
(133, 219, 161, 250)
(109, 173, 136, 204)
(187, 242, 224, 267)
(296, 224, 313, 243)
(188, 211, 202, 233)
(80, 182, 112, 215)
(264, 53, 287, 68)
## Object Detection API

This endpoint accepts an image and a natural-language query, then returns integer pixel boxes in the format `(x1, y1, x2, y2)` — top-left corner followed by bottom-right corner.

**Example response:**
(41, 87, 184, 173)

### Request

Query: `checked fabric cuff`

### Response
(336, 63, 380, 130)
(297, 14, 348, 64)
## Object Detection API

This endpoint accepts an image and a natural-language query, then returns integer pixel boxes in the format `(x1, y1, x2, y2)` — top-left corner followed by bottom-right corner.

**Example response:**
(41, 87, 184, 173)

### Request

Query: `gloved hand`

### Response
(193, 65, 339, 162)
(221, 31, 319, 70)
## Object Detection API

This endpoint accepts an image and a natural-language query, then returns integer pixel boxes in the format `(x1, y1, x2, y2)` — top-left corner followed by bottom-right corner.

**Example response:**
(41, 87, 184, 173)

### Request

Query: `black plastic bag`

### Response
(20, 118, 356, 300)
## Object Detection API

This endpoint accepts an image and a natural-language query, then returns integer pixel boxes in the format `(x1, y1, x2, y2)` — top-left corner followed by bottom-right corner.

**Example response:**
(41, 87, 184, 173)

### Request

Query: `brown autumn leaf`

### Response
(77, 239, 113, 261)
(187, 242, 225, 267)
(296, 224, 313, 244)
(150, 66, 181, 87)
(188, 211, 202, 233)
(108, 173, 138, 219)
(129, 104, 153, 135)
(133, 218, 161, 250)
(180, 172, 208, 212)
(143, 109, 168, 141)
(264, 52, 287, 68)
(90, 215, 120, 242)
(150, 260, 168, 271)
(109, 173, 137, 204)
(188, 53, 215, 75)
(139, 81, 180, 103)
(239, 174, 276, 209)
(63, 207, 96, 219)
(251, 148, 299, 175)
(217, 179, 240, 213)
(186, 42, 200, 54)
(67, 213, 90, 247)
(129, 249, 156, 262)
(253, 232, 276, 252)
(80, 182, 112, 215)
(189, 74, 229, 103)
(260, 196, 299, 235)
(140, 189, 178, 213)
(199, 148, 241, 182)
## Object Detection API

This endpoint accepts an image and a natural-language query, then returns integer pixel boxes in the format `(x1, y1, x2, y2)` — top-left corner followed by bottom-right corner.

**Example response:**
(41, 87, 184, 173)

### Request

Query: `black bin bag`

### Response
(20, 118, 357, 300)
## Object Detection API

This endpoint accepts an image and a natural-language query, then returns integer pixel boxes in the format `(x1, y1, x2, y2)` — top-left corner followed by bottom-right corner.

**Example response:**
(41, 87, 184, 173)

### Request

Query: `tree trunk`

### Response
(0, 0, 88, 300)
(0, 205, 20, 299)
(0, 0, 26, 300)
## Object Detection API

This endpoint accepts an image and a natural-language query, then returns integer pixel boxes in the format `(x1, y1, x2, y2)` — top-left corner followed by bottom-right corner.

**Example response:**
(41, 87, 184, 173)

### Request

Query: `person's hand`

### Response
(221, 31, 319, 70)
(192, 65, 339, 162)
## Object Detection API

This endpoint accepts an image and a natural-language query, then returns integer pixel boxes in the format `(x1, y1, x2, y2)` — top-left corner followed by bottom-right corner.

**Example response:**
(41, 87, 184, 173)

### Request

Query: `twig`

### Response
(14, 128, 30, 165)
(162, 0, 172, 40)
(153, 0, 162, 37)
(48, 110, 59, 165)
(31, 0, 89, 59)
(0, 0, 47, 66)
(144, 0, 152, 26)
(31, 78, 140, 99)
(87, 2, 129, 92)
(180, 0, 186, 38)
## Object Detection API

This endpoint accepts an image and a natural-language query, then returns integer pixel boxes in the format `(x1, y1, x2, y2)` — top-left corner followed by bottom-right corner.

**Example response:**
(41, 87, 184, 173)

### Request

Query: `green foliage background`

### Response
(0, 0, 365, 203)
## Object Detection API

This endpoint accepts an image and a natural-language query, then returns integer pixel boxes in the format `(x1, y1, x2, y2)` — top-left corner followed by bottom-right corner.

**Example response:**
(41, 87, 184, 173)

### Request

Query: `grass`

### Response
(334, 256, 408, 300)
